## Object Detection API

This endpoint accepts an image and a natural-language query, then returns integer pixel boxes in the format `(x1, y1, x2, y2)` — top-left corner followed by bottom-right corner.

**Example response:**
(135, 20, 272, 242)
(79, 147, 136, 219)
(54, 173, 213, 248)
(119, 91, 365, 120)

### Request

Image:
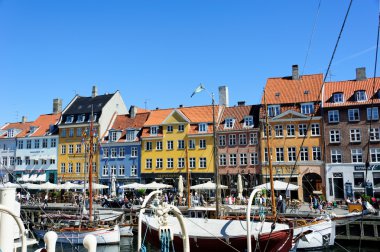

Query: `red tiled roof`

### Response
(144, 109, 173, 126)
(218, 105, 260, 131)
(262, 74, 323, 105)
(179, 105, 218, 123)
(323, 77, 380, 107)
(110, 112, 150, 142)
(30, 113, 61, 137)
(0, 121, 34, 138)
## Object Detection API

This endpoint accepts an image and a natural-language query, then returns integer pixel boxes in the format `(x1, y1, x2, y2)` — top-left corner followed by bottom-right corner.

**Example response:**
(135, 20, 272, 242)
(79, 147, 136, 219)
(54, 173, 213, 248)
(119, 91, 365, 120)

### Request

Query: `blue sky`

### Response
(0, 0, 379, 126)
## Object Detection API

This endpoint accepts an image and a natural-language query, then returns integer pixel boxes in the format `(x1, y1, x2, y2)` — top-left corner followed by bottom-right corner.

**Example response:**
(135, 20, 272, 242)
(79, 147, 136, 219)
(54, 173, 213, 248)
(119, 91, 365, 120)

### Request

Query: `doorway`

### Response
(333, 177, 344, 199)
(302, 173, 322, 201)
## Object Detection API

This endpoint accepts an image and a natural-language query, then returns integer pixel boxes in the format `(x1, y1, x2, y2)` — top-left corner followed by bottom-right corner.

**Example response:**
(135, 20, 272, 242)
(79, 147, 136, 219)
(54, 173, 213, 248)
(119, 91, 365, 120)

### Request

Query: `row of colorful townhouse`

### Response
(1, 65, 379, 202)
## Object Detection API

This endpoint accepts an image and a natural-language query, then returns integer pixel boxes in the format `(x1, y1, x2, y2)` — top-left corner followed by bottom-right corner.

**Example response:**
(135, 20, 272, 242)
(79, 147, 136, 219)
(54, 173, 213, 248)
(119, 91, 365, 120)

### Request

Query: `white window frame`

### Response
(244, 116, 254, 128)
(219, 154, 227, 166)
(370, 148, 380, 162)
(119, 147, 125, 157)
(268, 105, 280, 117)
(150, 126, 158, 136)
(189, 157, 196, 169)
(167, 158, 174, 169)
(312, 146, 321, 161)
(240, 153, 248, 165)
(167, 125, 173, 133)
(348, 109, 360, 122)
(274, 125, 283, 137)
(199, 139, 206, 149)
(229, 154, 237, 166)
(329, 129, 341, 143)
(119, 165, 125, 176)
(131, 147, 137, 157)
(276, 148, 284, 162)
(178, 158, 185, 169)
(250, 152, 258, 165)
(219, 135, 226, 146)
(328, 110, 339, 123)
(355, 90, 367, 101)
(225, 118, 235, 129)
(229, 134, 236, 146)
(199, 123, 207, 133)
(350, 129, 361, 143)
(311, 123, 320, 136)
(239, 133, 247, 145)
(333, 93, 344, 103)
(298, 124, 307, 136)
(249, 133, 258, 145)
(178, 140, 185, 149)
(367, 107, 379, 121)
(300, 147, 309, 161)
(331, 149, 342, 163)
(288, 147, 296, 161)
(301, 102, 314, 114)
(156, 141, 163, 150)
(287, 125, 295, 137)
(146, 159, 152, 169)
(130, 165, 136, 176)
(370, 128, 380, 142)
(167, 141, 174, 150)
(189, 139, 195, 149)
(351, 149, 363, 163)
(156, 158, 163, 169)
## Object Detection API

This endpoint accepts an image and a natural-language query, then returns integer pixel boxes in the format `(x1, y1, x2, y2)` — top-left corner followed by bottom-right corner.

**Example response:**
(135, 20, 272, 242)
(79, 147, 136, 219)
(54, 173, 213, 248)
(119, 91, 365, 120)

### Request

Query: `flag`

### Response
(190, 84, 205, 97)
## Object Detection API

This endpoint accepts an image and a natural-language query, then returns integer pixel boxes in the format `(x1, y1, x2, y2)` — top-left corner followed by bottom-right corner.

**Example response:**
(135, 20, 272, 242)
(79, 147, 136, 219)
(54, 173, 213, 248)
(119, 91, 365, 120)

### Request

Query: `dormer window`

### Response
(301, 103, 314, 114)
(333, 92, 344, 103)
(150, 126, 158, 136)
(88, 114, 97, 122)
(126, 129, 135, 142)
(7, 129, 14, 138)
(244, 116, 254, 127)
(77, 114, 85, 123)
(225, 118, 235, 129)
(199, 123, 207, 133)
(109, 131, 117, 142)
(65, 115, 74, 124)
(268, 105, 280, 117)
(29, 126, 38, 134)
(355, 90, 367, 101)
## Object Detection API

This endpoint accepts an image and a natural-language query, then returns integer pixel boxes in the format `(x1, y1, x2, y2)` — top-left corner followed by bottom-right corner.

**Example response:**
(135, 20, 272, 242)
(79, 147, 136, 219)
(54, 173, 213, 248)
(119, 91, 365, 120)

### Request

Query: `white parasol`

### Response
(111, 175, 116, 197)
(237, 174, 243, 199)
(190, 181, 228, 190)
(119, 182, 144, 190)
(254, 180, 299, 191)
(178, 175, 184, 198)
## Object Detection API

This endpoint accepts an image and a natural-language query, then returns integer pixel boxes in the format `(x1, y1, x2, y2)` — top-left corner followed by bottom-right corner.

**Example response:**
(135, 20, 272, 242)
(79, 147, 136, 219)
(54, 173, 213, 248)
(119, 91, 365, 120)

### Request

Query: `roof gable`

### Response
(270, 110, 309, 121)
(162, 109, 190, 124)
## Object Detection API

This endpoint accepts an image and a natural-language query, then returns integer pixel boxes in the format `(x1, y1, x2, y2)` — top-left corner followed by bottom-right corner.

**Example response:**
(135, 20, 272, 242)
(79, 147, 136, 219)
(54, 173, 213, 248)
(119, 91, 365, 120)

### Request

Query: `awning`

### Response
(36, 174, 46, 182)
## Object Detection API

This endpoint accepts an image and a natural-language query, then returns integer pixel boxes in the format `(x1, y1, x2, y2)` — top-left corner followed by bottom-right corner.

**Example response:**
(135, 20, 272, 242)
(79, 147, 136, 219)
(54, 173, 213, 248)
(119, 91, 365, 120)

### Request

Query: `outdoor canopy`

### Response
(254, 180, 299, 191)
(190, 181, 228, 190)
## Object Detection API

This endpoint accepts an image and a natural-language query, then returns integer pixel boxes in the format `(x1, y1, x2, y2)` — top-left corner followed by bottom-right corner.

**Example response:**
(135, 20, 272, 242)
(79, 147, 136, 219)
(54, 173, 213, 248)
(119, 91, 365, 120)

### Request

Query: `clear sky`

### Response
(0, 0, 379, 126)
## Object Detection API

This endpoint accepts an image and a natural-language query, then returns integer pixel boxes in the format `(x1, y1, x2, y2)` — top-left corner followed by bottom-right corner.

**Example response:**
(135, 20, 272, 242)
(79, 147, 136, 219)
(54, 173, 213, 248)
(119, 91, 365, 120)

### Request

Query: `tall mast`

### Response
(212, 93, 221, 218)
(88, 106, 94, 222)
(185, 141, 191, 208)
(264, 92, 276, 217)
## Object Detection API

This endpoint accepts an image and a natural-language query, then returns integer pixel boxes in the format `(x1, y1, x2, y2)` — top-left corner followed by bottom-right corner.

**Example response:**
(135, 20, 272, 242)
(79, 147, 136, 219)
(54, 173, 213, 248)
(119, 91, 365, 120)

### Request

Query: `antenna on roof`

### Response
(144, 99, 150, 110)
(327, 69, 335, 81)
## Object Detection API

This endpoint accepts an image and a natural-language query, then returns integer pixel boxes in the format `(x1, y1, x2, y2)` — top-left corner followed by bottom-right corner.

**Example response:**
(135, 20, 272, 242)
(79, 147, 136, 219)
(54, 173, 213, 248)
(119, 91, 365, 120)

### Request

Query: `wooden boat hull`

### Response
(141, 215, 292, 252)
(34, 225, 120, 245)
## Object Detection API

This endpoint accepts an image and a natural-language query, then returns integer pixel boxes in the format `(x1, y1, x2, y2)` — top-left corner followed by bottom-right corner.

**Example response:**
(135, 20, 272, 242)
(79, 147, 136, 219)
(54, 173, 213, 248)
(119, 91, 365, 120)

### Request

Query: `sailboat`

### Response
(33, 109, 120, 245)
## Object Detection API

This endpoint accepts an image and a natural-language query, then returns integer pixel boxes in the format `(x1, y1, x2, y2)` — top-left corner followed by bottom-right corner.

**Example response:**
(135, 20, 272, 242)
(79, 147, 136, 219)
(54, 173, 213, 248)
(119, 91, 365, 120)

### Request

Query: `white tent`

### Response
(0, 182, 21, 188)
(38, 182, 58, 190)
(254, 180, 299, 191)
(85, 182, 108, 190)
(190, 181, 228, 190)
(119, 182, 144, 190)
(22, 183, 40, 190)
(57, 181, 84, 190)
(138, 181, 172, 190)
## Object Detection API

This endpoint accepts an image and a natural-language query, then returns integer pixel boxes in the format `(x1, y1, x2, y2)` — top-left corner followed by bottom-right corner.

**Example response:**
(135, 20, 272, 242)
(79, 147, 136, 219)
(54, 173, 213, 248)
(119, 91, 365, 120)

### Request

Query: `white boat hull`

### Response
(119, 225, 134, 237)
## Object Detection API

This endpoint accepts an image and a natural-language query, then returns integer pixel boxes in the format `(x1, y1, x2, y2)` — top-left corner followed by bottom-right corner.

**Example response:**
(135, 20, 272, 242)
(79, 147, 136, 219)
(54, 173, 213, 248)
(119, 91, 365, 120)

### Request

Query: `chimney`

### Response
(218, 86, 229, 107)
(179, 104, 183, 108)
(129, 105, 137, 118)
(292, 65, 299, 80)
(53, 98, 62, 114)
(21, 116, 27, 123)
(237, 101, 246, 106)
(92, 85, 98, 98)
(356, 67, 367, 81)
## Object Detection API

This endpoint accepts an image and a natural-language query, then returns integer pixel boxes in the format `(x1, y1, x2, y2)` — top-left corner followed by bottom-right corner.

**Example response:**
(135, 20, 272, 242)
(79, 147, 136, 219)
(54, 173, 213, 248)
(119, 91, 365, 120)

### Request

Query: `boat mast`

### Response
(185, 142, 191, 208)
(212, 93, 221, 218)
(88, 106, 94, 222)
(264, 92, 276, 217)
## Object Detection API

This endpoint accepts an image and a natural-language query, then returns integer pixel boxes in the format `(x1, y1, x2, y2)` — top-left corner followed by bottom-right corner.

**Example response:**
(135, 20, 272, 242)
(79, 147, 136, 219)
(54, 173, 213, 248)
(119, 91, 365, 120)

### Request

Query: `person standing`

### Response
(43, 194, 48, 208)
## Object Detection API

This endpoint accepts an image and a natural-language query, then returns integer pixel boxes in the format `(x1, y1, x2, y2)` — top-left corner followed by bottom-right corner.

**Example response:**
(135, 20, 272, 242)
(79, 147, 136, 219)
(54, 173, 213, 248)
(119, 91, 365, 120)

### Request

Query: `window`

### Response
(301, 103, 314, 114)
(50, 159, 55, 165)
(77, 114, 85, 123)
(167, 140, 174, 150)
(17, 140, 23, 149)
(219, 154, 227, 166)
(268, 105, 280, 117)
(240, 153, 248, 165)
(199, 139, 206, 149)
(263, 124, 272, 137)
(131, 147, 137, 157)
(353, 172, 365, 187)
(156, 141, 162, 150)
(61, 129, 66, 137)
(77, 128, 82, 137)
(167, 158, 174, 169)
(189, 139, 195, 149)
(276, 148, 284, 162)
(287, 125, 295, 137)
(199, 157, 207, 168)
(85, 162, 89, 173)
(373, 172, 380, 188)
(69, 128, 74, 137)
(60, 163, 66, 173)
(239, 134, 247, 145)
(298, 124, 307, 136)
(331, 149, 342, 163)
(130, 165, 136, 176)
(367, 107, 379, 120)
(65, 116, 74, 124)
(348, 109, 360, 122)
(167, 125, 173, 133)
(311, 124, 320, 136)
(76, 163, 81, 173)
(351, 149, 363, 163)
(111, 165, 116, 175)
(76, 144, 81, 153)
(219, 135, 226, 146)
(229, 134, 236, 146)
(250, 153, 258, 165)
(250, 133, 258, 145)
(61, 145, 66, 154)
(34, 139, 40, 149)
(178, 158, 185, 169)
(274, 125, 283, 137)
(103, 148, 109, 158)
(119, 147, 125, 157)
(330, 130, 341, 143)
(25, 157, 30, 165)
(102, 165, 108, 176)
(350, 129, 361, 142)
(288, 147, 296, 161)
(41, 139, 47, 148)
(244, 116, 254, 127)
(369, 128, 380, 141)
(111, 148, 117, 158)
(156, 158, 163, 169)
(355, 90, 367, 101)
(150, 126, 158, 135)
(199, 123, 207, 132)
(370, 148, 380, 162)
(229, 154, 237, 166)
(312, 147, 321, 161)
(264, 148, 269, 162)
(68, 163, 73, 173)
(110, 131, 117, 142)
(126, 130, 135, 142)
(300, 147, 309, 161)
(33, 159, 38, 165)
(333, 93, 344, 103)
(189, 157, 196, 169)
(51, 139, 56, 148)
(26, 140, 31, 149)
(178, 140, 185, 149)
(16, 157, 22, 165)
(146, 159, 152, 169)
(328, 110, 339, 123)
(10, 157, 14, 166)
(68, 144, 74, 154)
(178, 124, 184, 132)
(145, 141, 152, 151)
(225, 118, 235, 128)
